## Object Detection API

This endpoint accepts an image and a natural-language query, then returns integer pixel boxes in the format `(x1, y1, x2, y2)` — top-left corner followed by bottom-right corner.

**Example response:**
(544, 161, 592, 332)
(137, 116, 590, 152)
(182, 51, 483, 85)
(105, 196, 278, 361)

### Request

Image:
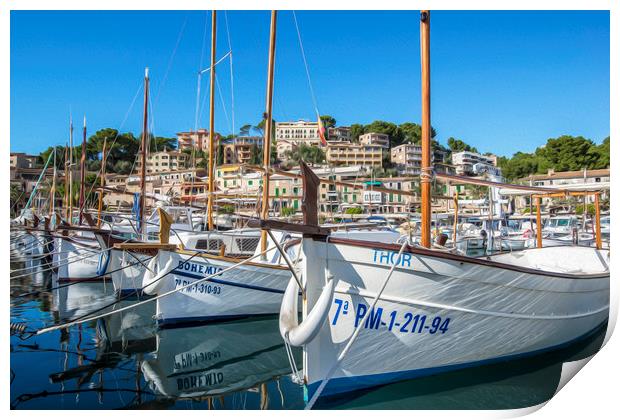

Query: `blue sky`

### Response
(10, 10, 610, 157)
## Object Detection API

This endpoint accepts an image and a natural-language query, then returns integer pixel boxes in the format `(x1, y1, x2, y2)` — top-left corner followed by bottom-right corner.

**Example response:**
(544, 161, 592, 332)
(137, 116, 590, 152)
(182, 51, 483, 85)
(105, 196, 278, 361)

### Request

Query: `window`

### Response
(195, 239, 224, 251)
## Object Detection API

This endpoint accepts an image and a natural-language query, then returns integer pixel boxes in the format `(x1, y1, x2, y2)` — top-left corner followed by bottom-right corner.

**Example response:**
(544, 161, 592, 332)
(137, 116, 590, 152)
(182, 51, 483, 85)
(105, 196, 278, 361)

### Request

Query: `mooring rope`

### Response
(12, 255, 155, 299)
(9, 247, 108, 279)
(35, 244, 278, 335)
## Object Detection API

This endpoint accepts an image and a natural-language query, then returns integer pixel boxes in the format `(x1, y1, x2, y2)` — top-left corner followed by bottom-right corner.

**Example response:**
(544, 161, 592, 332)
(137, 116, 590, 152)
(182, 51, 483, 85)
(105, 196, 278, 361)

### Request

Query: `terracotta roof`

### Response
(519, 168, 609, 181)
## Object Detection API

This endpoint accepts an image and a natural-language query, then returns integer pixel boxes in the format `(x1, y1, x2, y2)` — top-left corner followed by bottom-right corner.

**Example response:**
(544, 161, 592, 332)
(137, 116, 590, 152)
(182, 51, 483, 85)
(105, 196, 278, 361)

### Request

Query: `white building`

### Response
(451, 151, 498, 175)
(391, 143, 422, 175)
(275, 120, 321, 146)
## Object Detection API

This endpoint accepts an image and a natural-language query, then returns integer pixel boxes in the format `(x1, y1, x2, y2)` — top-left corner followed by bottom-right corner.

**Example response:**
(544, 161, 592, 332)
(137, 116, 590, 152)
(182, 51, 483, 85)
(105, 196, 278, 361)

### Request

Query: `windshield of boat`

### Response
(547, 218, 572, 227)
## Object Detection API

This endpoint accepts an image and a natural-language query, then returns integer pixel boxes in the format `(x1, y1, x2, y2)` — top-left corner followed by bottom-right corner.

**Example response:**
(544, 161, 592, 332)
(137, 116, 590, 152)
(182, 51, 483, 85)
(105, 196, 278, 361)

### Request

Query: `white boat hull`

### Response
(109, 248, 154, 297)
(152, 250, 292, 327)
(53, 235, 110, 282)
(300, 239, 609, 399)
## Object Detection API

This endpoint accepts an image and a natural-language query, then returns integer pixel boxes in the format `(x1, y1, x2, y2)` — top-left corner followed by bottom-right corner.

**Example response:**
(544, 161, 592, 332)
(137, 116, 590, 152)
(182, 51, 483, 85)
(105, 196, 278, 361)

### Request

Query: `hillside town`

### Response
(10, 118, 610, 220)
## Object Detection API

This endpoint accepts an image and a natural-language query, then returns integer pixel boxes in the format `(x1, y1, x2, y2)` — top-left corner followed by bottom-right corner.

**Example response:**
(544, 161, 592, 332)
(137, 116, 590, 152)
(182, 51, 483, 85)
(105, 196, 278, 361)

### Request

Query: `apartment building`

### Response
(359, 132, 390, 148)
(391, 144, 455, 176)
(451, 151, 498, 175)
(104, 169, 205, 208)
(328, 126, 351, 142)
(275, 120, 321, 146)
(391, 144, 422, 175)
(136, 148, 189, 174)
(326, 142, 383, 169)
(10, 153, 41, 170)
(517, 168, 610, 208)
(276, 140, 295, 161)
(222, 136, 263, 165)
(176, 129, 211, 152)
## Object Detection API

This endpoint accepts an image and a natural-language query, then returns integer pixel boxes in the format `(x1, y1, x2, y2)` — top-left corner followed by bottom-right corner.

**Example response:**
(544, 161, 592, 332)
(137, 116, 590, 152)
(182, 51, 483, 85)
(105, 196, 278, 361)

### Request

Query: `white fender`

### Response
(142, 258, 174, 296)
(279, 273, 336, 347)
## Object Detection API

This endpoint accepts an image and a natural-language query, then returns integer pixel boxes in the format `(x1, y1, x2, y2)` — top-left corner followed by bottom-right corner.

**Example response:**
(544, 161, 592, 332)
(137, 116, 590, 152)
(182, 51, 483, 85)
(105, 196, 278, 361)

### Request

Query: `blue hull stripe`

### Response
(170, 269, 285, 295)
(305, 321, 607, 401)
(157, 313, 278, 329)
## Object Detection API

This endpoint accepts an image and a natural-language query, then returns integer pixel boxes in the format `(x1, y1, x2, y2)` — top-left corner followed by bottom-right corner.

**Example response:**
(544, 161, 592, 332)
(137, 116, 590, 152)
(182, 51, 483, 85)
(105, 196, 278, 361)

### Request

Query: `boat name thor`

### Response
(372, 249, 413, 268)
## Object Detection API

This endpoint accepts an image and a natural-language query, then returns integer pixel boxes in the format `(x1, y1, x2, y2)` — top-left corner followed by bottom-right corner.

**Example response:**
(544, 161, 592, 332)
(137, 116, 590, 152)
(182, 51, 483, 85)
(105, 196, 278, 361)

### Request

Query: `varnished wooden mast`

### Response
(594, 193, 602, 250)
(68, 116, 74, 224)
(420, 10, 432, 248)
(260, 10, 278, 254)
(78, 116, 87, 225)
(50, 147, 57, 217)
(536, 196, 543, 248)
(139, 68, 150, 237)
(64, 143, 69, 220)
(97, 137, 107, 229)
(207, 10, 217, 231)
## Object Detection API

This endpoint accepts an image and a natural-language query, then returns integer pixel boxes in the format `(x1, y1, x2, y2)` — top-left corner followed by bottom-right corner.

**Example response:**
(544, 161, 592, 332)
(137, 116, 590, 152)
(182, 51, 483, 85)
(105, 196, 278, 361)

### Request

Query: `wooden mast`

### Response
(78, 116, 87, 225)
(97, 137, 107, 228)
(594, 193, 602, 250)
(420, 10, 432, 248)
(536, 196, 543, 248)
(260, 10, 278, 254)
(64, 143, 69, 220)
(50, 147, 57, 217)
(207, 10, 217, 231)
(139, 67, 150, 238)
(68, 116, 74, 224)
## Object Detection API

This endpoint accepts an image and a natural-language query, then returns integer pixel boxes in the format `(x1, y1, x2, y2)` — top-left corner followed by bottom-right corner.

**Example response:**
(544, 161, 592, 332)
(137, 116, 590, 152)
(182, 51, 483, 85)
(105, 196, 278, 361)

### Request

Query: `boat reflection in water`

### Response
(142, 316, 301, 408)
(98, 299, 158, 356)
(52, 277, 117, 322)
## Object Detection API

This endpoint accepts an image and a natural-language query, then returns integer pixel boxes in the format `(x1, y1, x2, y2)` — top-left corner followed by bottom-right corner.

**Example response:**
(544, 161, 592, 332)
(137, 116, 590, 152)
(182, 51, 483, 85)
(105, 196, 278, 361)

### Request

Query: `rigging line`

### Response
(292, 10, 321, 117)
(13, 256, 153, 299)
(198, 70, 212, 129)
(154, 15, 189, 105)
(80, 81, 143, 211)
(36, 244, 278, 335)
(193, 10, 210, 134)
(198, 51, 232, 74)
(215, 73, 233, 134)
(224, 10, 235, 134)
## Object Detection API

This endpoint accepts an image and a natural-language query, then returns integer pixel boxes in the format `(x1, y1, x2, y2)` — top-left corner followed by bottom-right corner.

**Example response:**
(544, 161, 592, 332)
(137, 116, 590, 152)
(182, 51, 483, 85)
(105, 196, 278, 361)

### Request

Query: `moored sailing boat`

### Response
(262, 10, 610, 403)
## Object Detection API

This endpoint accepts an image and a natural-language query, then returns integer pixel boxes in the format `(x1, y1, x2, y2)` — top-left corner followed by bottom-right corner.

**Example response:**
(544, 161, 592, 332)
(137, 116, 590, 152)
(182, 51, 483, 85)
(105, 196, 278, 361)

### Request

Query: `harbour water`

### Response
(10, 257, 607, 410)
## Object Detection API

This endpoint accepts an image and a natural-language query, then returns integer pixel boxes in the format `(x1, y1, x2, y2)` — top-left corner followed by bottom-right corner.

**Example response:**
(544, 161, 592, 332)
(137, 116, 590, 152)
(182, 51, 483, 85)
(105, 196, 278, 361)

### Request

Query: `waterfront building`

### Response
(359, 132, 390, 148)
(176, 129, 211, 152)
(275, 120, 322, 146)
(516, 168, 610, 209)
(328, 126, 351, 142)
(222, 136, 264, 165)
(325, 142, 383, 169)
(391, 144, 455, 176)
(451, 151, 499, 175)
(276, 140, 295, 161)
(136, 148, 189, 174)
